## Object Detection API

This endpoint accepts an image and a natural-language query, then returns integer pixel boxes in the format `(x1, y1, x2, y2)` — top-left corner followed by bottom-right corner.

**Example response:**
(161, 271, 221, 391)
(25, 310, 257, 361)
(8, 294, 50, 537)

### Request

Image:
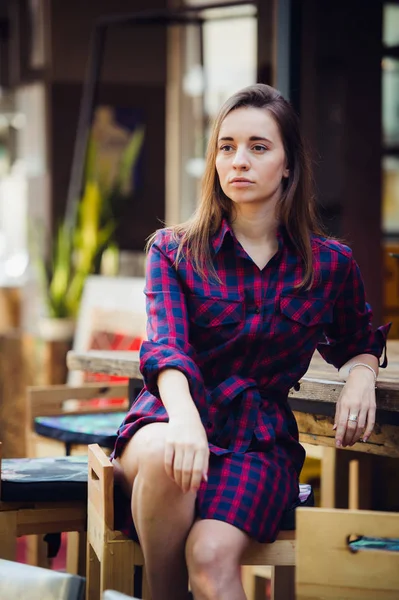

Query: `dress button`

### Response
(254, 306, 260, 314)
(207, 421, 213, 430)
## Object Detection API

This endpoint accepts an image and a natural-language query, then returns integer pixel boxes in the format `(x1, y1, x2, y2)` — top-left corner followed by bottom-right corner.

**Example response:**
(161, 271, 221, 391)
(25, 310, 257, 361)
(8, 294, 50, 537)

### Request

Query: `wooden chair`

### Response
(296, 507, 399, 599)
(87, 443, 148, 600)
(26, 381, 129, 458)
(26, 275, 146, 459)
(87, 443, 312, 600)
(24, 382, 130, 572)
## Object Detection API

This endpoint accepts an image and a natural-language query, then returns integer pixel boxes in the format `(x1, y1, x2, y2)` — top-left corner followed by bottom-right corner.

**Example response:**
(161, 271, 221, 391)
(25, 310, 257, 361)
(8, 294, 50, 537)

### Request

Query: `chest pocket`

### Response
(187, 295, 244, 351)
(273, 294, 333, 341)
(188, 295, 244, 327)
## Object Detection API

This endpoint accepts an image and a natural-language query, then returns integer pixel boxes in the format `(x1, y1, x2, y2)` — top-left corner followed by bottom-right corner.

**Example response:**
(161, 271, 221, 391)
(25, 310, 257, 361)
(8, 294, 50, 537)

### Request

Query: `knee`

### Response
(186, 531, 237, 595)
(138, 435, 167, 479)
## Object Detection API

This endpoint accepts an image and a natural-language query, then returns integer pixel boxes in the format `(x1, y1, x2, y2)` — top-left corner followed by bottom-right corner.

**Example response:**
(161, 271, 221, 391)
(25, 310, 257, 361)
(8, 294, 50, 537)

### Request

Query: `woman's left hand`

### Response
(334, 367, 376, 447)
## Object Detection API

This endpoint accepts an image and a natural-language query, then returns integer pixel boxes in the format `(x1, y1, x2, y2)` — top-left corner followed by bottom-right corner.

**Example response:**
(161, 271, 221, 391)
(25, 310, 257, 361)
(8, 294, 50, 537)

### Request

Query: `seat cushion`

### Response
(34, 412, 126, 448)
(280, 483, 314, 530)
(1, 455, 88, 502)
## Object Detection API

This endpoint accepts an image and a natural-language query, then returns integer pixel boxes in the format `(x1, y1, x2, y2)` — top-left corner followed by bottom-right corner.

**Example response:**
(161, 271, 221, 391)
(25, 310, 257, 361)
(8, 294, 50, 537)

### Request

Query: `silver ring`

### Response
(347, 414, 359, 422)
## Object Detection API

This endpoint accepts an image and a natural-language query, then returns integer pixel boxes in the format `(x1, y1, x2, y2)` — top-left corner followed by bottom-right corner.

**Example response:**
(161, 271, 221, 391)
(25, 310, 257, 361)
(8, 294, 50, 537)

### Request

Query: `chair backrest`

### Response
(296, 507, 399, 599)
(0, 558, 85, 600)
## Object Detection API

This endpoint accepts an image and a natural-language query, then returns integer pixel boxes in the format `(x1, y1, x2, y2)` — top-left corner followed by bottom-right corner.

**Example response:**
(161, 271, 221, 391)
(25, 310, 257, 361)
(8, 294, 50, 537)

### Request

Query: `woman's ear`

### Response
(283, 166, 289, 179)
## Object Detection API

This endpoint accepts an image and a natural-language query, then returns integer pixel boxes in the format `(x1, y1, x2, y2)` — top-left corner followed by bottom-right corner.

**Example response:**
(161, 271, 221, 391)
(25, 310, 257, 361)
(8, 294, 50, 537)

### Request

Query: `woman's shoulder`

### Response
(149, 227, 181, 255)
(311, 233, 353, 261)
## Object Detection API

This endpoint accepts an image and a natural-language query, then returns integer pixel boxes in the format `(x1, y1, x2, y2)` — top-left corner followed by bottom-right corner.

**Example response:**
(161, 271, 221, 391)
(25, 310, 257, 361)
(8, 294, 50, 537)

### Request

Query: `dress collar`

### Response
(210, 217, 232, 255)
(211, 216, 287, 255)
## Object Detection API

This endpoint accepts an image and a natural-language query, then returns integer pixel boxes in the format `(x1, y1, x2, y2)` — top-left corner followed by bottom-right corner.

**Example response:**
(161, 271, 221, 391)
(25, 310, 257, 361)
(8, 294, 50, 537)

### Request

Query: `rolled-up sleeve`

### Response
(139, 231, 206, 403)
(317, 256, 391, 370)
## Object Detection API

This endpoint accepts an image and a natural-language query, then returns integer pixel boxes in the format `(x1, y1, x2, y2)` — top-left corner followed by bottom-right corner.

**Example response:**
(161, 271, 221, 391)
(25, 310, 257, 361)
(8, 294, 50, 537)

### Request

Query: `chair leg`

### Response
(66, 531, 87, 576)
(241, 565, 256, 599)
(26, 534, 51, 567)
(271, 566, 295, 600)
(0, 511, 17, 561)
(86, 542, 101, 600)
(101, 539, 135, 597)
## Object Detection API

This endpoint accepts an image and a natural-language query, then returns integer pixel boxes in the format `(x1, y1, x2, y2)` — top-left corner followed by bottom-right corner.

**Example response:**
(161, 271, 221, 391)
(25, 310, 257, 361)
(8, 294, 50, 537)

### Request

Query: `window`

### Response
(382, 3, 399, 234)
(166, 2, 257, 223)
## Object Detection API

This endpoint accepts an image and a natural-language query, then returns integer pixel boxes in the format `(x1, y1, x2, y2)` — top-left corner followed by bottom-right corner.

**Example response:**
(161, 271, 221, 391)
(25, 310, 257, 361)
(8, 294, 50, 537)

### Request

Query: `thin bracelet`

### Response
(348, 362, 377, 381)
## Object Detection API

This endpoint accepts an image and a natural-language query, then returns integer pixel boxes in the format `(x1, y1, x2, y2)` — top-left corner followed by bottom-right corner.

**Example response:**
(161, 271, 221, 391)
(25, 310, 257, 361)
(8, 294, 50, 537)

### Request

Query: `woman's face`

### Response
(215, 107, 289, 208)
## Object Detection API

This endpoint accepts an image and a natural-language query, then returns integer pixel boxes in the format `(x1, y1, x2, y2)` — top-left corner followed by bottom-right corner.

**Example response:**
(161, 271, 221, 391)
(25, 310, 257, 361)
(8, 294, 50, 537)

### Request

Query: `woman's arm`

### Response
(335, 353, 378, 447)
(338, 353, 379, 381)
(140, 231, 209, 492)
(317, 255, 391, 447)
(158, 368, 209, 492)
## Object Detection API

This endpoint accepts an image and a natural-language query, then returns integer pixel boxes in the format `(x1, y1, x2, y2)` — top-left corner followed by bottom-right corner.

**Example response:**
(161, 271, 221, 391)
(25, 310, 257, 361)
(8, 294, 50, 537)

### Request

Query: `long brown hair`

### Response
(150, 83, 325, 289)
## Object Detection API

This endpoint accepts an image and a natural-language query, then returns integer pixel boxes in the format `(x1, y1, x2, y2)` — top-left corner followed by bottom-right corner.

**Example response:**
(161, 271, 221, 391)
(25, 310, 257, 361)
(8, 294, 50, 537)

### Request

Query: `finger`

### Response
(349, 408, 367, 446)
(335, 406, 349, 447)
(190, 450, 206, 492)
(202, 450, 210, 483)
(164, 443, 175, 480)
(343, 417, 358, 447)
(181, 449, 195, 493)
(173, 446, 184, 489)
(363, 405, 376, 442)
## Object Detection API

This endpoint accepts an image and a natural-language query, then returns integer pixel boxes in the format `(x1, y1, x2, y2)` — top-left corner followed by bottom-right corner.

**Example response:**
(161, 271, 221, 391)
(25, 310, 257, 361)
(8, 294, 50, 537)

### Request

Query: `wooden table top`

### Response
(67, 340, 399, 413)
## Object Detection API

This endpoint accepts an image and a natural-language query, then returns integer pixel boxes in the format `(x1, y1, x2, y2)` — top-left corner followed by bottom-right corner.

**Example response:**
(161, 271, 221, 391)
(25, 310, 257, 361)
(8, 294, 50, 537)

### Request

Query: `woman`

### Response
(113, 83, 390, 600)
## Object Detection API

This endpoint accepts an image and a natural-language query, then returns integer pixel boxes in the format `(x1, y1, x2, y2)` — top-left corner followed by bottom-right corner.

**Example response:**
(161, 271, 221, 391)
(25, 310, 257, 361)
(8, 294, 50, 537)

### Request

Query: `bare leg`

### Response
(186, 519, 251, 600)
(114, 423, 196, 600)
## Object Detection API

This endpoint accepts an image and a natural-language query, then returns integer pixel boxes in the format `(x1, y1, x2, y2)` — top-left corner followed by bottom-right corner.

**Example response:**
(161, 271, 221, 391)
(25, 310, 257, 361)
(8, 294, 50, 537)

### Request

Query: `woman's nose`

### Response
(232, 149, 250, 169)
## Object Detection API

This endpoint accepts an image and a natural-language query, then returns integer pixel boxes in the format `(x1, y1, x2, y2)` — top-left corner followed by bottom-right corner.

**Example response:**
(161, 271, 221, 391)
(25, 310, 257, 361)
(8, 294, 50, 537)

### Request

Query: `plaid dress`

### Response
(113, 218, 390, 542)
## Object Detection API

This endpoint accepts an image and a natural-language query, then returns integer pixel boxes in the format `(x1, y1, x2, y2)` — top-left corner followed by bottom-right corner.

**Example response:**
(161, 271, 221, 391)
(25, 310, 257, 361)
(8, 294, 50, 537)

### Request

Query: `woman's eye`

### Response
(220, 145, 233, 152)
(253, 144, 267, 152)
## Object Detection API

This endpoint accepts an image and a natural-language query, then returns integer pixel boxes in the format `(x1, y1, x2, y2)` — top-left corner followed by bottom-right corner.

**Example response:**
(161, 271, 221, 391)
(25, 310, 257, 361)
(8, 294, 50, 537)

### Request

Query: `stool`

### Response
(87, 444, 313, 600)
(0, 443, 87, 574)
(296, 507, 399, 599)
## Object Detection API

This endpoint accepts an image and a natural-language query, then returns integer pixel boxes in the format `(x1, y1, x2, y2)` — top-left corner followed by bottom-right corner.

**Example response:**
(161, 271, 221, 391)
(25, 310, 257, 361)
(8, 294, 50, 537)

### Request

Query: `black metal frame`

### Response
(65, 0, 257, 226)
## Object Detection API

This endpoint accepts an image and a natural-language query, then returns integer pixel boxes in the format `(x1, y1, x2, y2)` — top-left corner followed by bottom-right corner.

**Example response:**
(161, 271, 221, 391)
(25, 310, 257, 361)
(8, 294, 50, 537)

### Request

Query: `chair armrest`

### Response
(88, 444, 114, 528)
(89, 443, 113, 472)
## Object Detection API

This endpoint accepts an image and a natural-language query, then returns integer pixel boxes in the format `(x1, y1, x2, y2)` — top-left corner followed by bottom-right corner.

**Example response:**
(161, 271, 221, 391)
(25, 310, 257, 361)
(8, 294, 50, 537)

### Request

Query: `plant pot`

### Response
(38, 317, 76, 342)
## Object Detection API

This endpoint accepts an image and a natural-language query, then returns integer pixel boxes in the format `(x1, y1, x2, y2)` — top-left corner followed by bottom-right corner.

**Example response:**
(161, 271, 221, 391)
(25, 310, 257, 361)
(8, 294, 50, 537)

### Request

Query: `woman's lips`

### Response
(230, 179, 254, 187)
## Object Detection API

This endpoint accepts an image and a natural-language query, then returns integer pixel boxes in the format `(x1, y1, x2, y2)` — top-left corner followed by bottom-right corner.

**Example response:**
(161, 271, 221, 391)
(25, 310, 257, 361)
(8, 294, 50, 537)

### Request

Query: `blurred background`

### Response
(0, 0, 397, 336)
(0, 0, 398, 582)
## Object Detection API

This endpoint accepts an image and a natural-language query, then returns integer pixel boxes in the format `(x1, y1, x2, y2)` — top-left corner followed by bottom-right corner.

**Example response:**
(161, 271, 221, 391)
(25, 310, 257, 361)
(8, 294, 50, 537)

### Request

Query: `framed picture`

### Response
(68, 274, 147, 385)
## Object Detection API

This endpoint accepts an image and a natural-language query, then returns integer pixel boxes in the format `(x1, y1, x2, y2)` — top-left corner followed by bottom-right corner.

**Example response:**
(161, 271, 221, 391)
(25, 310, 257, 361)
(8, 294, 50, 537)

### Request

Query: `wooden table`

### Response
(67, 343, 399, 459)
(67, 343, 399, 508)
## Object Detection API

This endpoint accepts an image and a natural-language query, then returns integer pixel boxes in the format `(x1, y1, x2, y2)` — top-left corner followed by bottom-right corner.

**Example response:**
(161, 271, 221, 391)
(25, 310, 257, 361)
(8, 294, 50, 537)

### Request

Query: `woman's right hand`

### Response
(164, 415, 209, 494)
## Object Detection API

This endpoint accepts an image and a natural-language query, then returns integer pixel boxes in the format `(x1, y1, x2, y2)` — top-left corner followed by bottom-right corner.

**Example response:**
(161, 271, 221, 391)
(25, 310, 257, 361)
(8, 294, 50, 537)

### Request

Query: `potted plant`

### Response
(33, 119, 145, 341)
